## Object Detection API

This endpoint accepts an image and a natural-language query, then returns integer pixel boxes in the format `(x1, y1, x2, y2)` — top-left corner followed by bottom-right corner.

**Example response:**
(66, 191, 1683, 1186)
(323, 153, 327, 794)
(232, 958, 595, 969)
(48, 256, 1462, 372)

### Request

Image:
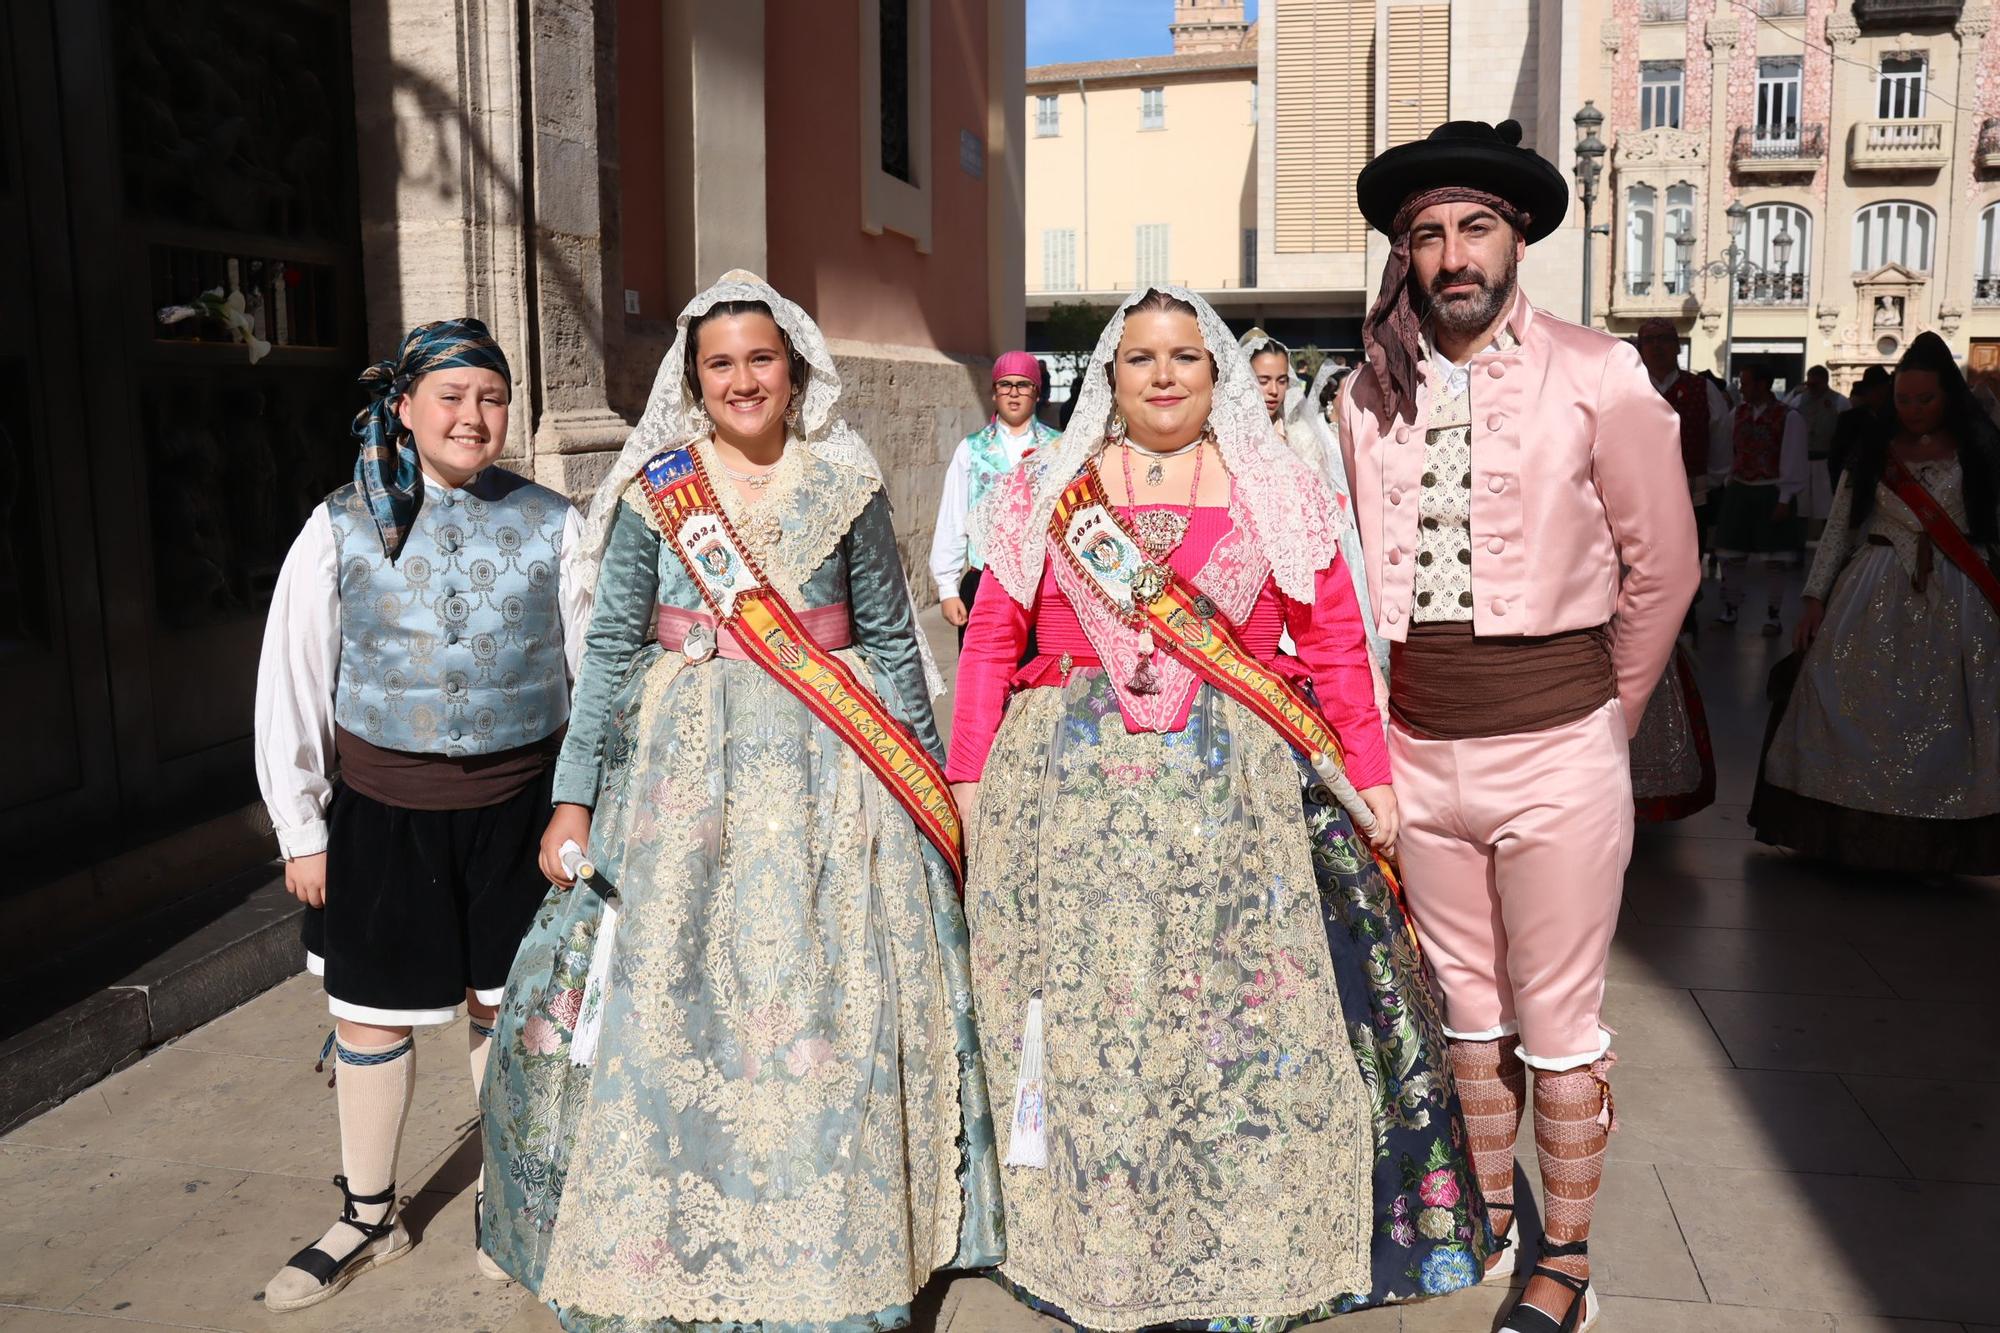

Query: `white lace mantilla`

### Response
(974, 285, 1342, 608)
(579, 270, 942, 695)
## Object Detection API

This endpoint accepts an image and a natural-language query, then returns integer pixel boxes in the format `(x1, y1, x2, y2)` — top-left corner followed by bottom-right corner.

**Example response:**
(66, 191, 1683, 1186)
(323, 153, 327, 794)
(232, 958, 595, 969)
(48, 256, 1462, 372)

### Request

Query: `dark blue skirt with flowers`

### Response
(989, 759, 1493, 1330)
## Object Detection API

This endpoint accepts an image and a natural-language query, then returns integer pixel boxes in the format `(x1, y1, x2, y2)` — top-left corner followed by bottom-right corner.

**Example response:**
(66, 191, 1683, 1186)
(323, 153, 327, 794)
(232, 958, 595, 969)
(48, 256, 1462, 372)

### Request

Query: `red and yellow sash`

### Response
(1884, 459, 2000, 617)
(636, 446, 962, 883)
(1049, 468, 1406, 899)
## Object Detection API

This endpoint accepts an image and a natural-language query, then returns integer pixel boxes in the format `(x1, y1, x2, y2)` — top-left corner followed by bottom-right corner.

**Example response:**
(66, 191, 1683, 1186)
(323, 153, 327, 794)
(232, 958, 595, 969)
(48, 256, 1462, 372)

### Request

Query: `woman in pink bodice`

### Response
(949, 287, 1497, 1330)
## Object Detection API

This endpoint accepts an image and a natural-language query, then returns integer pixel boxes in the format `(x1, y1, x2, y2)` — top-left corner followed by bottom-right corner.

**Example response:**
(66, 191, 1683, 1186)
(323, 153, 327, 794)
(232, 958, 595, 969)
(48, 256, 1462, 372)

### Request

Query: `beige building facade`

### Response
(1596, 0, 2000, 388)
(1025, 0, 1596, 366)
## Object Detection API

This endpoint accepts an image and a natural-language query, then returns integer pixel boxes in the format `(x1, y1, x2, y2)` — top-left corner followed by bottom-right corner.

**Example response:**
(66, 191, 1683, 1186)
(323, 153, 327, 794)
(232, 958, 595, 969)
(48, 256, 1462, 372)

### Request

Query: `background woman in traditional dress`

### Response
(1290, 359, 1387, 685)
(950, 286, 1491, 1330)
(1752, 332, 2000, 874)
(477, 271, 1003, 1331)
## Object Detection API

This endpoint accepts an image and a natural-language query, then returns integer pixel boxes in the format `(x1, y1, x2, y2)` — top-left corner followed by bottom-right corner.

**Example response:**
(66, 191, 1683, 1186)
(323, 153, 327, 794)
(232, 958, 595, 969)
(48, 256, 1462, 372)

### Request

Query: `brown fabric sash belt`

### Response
(334, 724, 560, 811)
(1389, 621, 1614, 739)
(654, 603, 852, 659)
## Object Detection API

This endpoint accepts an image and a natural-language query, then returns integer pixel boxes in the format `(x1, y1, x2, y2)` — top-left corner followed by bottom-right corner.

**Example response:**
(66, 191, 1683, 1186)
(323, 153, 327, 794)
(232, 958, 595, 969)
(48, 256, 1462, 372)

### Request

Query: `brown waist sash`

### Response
(334, 725, 561, 810)
(1390, 622, 1614, 739)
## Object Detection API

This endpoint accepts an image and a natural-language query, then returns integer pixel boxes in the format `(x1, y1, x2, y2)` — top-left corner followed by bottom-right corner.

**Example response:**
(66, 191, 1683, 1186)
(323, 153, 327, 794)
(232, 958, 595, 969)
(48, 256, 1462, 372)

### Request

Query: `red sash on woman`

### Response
(635, 445, 963, 883)
(1883, 459, 2000, 616)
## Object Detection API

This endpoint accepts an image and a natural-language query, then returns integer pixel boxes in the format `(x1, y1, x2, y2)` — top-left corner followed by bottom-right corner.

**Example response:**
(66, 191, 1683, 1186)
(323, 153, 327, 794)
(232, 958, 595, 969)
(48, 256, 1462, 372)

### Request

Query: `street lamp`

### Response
(1677, 200, 1796, 385)
(1573, 103, 1608, 326)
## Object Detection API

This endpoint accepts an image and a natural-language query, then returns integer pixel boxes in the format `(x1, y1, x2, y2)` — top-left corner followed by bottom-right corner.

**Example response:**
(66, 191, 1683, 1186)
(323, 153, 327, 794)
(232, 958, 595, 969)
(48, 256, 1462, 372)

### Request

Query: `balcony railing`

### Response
(1732, 122, 1827, 174)
(1736, 271, 1808, 306)
(1751, 0, 1806, 14)
(1640, 0, 1688, 19)
(1980, 119, 2000, 171)
(1976, 276, 2000, 306)
(1854, 0, 1963, 27)
(1849, 118, 1950, 170)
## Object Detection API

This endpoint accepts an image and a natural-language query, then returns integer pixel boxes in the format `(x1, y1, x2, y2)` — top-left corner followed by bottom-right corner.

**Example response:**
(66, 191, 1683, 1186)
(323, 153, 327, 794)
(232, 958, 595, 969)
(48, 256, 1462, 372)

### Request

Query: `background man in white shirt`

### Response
(930, 351, 1061, 643)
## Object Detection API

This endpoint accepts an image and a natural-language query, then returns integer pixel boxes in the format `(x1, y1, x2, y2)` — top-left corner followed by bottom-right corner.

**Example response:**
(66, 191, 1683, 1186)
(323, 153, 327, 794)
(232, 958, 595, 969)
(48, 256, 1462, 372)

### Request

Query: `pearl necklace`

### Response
(1126, 435, 1204, 487)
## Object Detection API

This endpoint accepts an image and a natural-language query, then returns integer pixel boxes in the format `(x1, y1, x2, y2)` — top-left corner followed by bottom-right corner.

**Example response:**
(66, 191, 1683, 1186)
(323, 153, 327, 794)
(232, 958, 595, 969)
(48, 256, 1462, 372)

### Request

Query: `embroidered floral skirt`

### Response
(478, 646, 1004, 1332)
(965, 671, 1490, 1331)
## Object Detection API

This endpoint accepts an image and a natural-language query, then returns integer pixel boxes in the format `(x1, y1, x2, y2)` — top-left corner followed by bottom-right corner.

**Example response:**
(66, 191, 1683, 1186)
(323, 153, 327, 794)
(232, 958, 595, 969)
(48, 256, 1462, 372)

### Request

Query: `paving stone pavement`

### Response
(5, 592, 1996, 1332)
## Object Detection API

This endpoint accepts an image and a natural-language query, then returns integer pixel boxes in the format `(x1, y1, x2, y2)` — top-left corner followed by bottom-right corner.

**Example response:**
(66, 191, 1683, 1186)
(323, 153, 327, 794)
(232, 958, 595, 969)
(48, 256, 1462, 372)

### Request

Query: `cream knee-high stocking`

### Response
(314, 1035, 415, 1259)
(1448, 1035, 1527, 1243)
(1520, 1057, 1616, 1319)
(468, 1017, 495, 1196)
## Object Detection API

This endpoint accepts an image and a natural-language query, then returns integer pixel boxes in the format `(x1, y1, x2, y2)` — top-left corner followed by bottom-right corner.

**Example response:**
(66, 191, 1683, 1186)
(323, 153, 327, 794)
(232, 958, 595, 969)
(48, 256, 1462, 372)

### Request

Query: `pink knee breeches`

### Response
(1389, 698, 1634, 1071)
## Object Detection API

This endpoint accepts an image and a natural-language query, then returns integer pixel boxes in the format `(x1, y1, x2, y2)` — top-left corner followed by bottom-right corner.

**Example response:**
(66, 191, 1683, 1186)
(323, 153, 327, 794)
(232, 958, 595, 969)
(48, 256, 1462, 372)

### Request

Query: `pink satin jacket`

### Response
(1338, 293, 1699, 733)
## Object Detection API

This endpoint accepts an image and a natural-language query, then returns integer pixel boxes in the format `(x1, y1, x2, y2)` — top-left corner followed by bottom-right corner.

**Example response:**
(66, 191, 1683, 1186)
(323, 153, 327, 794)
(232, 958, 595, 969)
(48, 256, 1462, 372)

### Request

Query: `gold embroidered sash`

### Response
(1049, 467, 1407, 899)
(636, 446, 963, 883)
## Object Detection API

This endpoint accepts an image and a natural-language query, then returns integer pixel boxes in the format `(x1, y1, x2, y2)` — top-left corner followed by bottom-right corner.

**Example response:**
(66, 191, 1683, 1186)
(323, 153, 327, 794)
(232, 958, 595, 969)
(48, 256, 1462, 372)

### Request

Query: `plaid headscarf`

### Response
(1362, 186, 1529, 426)
(351, 317, 512, 559)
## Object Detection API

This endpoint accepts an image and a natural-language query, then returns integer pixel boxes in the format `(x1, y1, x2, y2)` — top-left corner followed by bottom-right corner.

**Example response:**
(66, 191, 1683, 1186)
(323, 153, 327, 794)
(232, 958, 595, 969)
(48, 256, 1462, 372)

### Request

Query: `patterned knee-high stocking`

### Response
(1517, 1057, 1616, 1325)
(1447, 1035, 1527, 1267)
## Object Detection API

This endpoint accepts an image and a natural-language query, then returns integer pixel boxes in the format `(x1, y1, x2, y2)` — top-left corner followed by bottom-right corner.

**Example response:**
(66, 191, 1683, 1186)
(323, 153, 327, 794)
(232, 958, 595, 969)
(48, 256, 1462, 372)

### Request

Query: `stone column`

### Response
(349, 0, 536, 462)
(1821, 7, 1863, 364)
(1941, 4, 1994, 344)
(525, 0, 634, 495)
(1698, 15, 1739, 357)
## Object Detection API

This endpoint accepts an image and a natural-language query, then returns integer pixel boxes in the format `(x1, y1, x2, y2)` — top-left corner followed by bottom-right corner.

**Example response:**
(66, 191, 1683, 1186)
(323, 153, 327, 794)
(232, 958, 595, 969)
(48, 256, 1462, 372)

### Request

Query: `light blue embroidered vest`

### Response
(964, 418, 1058, 568)
(326, 468, 571, 757)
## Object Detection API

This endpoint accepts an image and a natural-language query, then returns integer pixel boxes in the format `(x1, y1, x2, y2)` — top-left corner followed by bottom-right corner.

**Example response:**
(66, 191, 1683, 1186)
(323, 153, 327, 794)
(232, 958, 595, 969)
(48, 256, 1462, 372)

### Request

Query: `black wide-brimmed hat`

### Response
(1356, 119, 1570, 243)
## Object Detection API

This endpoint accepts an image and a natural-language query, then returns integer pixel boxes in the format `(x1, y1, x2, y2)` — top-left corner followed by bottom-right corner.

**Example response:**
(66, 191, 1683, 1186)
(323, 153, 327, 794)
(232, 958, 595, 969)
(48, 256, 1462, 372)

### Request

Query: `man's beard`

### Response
(1417, 251, 1519, 339)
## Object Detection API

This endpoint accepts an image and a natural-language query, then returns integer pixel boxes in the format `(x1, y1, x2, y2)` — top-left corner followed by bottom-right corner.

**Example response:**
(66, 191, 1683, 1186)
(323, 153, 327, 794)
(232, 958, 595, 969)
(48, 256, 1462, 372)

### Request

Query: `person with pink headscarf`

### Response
(930, 352, 1061, 643)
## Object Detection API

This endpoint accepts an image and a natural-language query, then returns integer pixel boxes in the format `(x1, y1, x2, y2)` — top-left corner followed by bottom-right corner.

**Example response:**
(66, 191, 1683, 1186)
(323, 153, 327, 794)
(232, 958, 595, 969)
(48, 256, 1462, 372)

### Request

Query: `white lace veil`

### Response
(573, 269, 945, 696)
(976, 285, 1340, 608)
(1240, 325, 1303, 422)
(1284, 359, 1343, 475)
(1288, 359, 1387, 676)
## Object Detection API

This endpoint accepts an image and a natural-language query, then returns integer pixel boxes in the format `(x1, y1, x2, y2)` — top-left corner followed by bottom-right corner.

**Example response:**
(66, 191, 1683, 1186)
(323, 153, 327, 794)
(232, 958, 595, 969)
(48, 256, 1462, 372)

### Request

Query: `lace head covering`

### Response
(1284, 360, 1345, 477)
(975, 285, 1341, 607)
(574, 270, 944, 694)
(1239, 325, 1302, 422)
(351, 317, 511, 559)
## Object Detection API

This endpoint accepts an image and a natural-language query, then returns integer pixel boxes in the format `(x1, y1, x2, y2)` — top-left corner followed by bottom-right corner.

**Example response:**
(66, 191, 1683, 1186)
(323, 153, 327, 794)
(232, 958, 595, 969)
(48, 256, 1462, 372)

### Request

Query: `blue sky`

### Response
(1027, 0, 1258, 66)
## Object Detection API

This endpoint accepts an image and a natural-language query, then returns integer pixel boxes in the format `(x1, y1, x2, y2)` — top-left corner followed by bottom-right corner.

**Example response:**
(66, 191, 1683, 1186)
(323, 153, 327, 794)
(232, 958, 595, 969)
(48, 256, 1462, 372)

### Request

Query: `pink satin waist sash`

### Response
(654, 603, 853, 659)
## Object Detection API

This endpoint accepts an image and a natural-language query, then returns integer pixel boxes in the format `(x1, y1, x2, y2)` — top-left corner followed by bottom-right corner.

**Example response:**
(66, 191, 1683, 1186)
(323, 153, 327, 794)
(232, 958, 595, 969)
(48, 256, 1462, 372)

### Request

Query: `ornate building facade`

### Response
(1597, 0, 2000, 387)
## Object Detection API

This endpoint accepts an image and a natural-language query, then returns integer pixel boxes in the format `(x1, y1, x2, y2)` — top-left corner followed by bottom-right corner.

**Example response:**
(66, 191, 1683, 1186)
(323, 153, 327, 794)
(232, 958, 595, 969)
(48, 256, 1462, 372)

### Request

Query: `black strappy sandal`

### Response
(1500, 1237, 1599, 1332)
(1482, 1200, 1520, 1282)
(263, 1175, 412, 1313)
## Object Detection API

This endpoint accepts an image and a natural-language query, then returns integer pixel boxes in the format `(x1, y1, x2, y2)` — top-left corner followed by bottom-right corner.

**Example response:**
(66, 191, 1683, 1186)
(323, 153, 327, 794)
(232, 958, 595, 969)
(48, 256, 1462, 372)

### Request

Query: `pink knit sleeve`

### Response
(1283, 556, 1392, 790)
(945, 577, 1035, 782)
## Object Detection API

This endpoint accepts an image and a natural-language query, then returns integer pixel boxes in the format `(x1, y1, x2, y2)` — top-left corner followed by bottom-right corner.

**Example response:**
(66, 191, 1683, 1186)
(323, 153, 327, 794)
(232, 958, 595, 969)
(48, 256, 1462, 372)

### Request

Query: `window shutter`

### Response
(1386, 6, 1450, 150)
(1274, 0, 1377, 253)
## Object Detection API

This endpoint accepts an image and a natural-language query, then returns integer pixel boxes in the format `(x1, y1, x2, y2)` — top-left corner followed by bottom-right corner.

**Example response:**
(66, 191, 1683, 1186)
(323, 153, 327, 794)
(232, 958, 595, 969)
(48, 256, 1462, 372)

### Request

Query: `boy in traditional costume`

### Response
(254, 318, 587, 1311)
(1342, 121, 1699, 1332)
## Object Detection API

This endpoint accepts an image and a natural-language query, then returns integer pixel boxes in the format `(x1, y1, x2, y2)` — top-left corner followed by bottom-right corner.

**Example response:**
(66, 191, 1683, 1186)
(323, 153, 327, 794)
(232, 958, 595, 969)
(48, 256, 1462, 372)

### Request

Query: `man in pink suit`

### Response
(1339, 121, 1698, 1333)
